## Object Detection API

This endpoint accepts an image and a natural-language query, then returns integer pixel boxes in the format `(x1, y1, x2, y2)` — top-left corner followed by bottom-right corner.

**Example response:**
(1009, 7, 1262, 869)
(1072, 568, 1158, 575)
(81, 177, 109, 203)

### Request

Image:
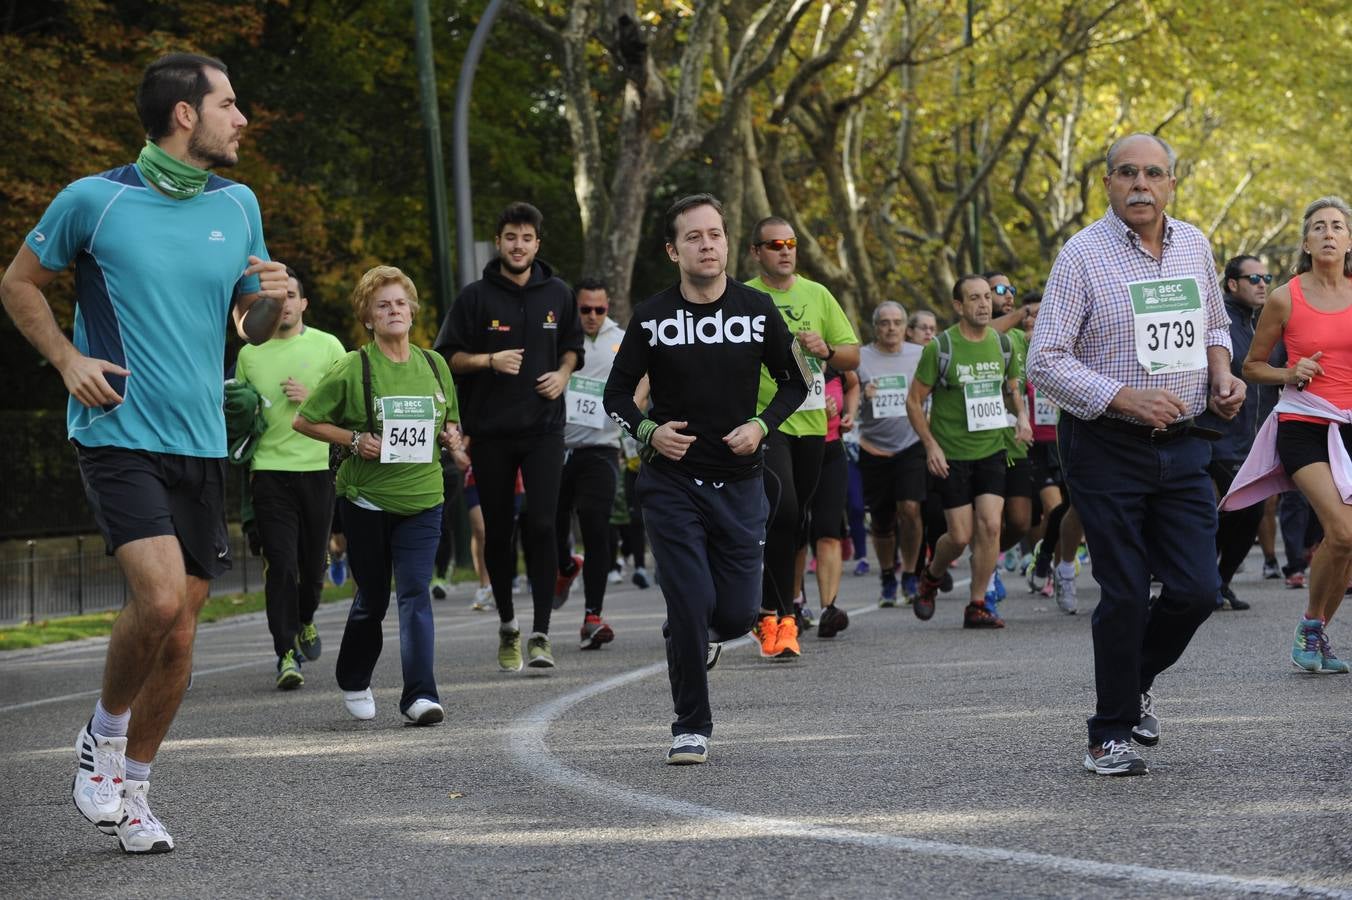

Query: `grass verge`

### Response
(0, 565, 486, 652)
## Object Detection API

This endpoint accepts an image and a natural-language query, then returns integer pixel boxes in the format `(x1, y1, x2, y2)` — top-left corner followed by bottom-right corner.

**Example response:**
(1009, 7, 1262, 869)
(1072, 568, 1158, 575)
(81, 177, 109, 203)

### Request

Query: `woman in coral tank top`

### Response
(1242, 196, 1352, 675)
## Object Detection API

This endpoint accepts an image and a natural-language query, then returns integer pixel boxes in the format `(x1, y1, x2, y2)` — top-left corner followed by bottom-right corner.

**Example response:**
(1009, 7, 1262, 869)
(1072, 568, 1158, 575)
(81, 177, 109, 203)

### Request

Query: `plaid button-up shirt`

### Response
(1027, 209, 1231, 424)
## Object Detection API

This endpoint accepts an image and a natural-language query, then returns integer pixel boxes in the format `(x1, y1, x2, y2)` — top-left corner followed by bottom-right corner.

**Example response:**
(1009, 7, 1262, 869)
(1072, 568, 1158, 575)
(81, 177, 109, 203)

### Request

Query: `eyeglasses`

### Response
(579, 306, 608, 315)
(754, 238, 797, 251)
(1110, 164, 1171, 181)
(993, 284, 1018, 297)
(1240, 274, 1273, 285)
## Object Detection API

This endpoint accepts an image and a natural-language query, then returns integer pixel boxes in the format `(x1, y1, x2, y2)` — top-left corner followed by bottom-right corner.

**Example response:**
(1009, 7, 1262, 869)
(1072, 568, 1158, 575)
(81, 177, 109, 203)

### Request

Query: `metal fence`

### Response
(0, 534, 263, 625)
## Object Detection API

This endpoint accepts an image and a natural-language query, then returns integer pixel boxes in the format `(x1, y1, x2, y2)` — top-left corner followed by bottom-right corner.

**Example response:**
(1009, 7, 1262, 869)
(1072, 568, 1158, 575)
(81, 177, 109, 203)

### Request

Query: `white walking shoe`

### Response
(403, 698, 445, 726)
(343, 688, 376, 720)
(73, 722, 126, 834)
(116, 780, 174, 853)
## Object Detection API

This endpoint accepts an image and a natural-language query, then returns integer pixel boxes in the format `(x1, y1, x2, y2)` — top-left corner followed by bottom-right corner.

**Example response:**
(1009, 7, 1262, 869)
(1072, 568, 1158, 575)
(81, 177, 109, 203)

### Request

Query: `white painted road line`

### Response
(508, 597, 1352, 900)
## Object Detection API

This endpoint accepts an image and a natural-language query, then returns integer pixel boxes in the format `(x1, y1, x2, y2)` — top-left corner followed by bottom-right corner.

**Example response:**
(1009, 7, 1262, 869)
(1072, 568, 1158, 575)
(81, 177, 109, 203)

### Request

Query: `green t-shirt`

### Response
(298, 343, 458, 515)
(235, 326, 346, 472)
(748, 275, 859, 437)
(1003, 328, 1029, 461)
(914, 326, 1014, 462)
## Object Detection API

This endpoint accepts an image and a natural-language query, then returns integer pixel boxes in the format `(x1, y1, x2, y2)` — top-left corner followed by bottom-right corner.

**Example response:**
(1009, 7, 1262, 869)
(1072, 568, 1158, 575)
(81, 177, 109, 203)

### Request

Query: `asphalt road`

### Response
(2, 548, 1350, 899)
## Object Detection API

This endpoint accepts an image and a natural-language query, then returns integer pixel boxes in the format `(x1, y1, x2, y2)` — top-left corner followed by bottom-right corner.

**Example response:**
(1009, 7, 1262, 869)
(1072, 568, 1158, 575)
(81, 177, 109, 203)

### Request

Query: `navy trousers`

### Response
(638, 463, 768, 737)
(1059, 416, 1216, 745)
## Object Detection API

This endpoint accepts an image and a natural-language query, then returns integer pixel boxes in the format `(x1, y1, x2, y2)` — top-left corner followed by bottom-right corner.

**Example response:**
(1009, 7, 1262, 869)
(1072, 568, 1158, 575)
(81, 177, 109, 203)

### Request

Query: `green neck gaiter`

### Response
(136, 141, 209, 200)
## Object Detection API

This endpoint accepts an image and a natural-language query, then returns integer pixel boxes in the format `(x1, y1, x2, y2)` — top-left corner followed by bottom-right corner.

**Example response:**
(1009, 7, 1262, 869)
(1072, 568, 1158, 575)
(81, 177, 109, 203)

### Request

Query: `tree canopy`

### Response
(3, 0, 1347, 409)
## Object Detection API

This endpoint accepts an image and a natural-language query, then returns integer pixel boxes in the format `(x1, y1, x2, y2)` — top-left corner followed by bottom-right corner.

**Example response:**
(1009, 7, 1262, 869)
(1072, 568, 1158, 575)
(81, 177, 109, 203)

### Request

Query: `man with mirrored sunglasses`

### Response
(1198, 255, 1272, 612)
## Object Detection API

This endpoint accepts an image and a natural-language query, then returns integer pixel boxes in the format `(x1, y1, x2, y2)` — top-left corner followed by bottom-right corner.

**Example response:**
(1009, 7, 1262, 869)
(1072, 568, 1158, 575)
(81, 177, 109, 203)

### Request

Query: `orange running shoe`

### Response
(754, 614, 779, 658)
(775, 615, 801, 659)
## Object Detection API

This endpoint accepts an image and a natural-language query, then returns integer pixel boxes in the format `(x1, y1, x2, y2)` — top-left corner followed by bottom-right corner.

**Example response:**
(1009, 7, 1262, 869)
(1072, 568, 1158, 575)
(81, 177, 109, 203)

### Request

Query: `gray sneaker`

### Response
(1053, 569, 1078, 614)
(666, 733, 709, 765)
(1131, 691, 1160, 746)
(1083, 739, 1148, 776)
(706, 641, 723, 671)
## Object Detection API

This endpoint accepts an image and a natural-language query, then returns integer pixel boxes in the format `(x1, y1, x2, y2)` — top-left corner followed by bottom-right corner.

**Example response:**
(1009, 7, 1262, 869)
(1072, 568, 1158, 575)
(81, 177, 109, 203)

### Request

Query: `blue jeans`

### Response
(335, 500, 442, 714)
(1059, 417, 1216, 745)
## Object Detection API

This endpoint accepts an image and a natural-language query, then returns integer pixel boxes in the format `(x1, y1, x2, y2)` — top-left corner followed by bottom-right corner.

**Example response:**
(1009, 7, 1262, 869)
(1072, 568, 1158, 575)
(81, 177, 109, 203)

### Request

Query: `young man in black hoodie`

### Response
(604, 194, 808, 765)
(435, 202, 583, 672)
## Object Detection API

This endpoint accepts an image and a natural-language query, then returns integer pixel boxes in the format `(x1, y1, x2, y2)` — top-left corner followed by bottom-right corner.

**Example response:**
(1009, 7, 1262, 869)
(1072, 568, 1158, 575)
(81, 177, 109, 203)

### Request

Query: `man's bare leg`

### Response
(101, 536, 192, 714)
(127, 573, 210, 764)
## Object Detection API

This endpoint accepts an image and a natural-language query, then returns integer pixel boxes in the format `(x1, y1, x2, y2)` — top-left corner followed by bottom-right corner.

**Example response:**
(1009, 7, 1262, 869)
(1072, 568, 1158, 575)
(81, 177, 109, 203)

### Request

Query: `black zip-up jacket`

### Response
(434, 259, 584, 438)
(604, 279, 808, 481)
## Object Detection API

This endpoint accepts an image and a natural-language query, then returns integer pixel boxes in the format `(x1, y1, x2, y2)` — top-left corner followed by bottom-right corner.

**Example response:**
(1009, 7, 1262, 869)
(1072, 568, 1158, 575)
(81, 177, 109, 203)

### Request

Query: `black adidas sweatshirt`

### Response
(604, 279, 807, 481)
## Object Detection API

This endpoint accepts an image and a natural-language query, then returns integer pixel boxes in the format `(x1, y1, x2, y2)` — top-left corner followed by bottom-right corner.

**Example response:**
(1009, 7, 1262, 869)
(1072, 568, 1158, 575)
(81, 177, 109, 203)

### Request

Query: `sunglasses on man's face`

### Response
(579, 306, 608, 315)
(755, 238, 797, 251)
(1241, 274, 1273, 285)
(993, 284, 1018, 297)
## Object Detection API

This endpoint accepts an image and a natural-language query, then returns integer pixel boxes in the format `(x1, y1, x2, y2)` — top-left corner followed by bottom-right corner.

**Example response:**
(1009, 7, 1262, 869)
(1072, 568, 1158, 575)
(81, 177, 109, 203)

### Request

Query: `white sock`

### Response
(499, 617, 520, 634)
(986, 572, 997, 592)
(91, 699, 130, 738)
(1057, 561, 1077, 579)
(124, 757, 152, 783)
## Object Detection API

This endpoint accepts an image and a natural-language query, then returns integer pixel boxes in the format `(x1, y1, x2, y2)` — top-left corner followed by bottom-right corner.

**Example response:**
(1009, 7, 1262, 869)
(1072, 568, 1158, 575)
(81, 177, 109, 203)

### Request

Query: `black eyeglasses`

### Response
(579, 306, 609, 315)
(754, 238, 797, 251)
(993, 284, 1018, 296)
(1241, 274, 1273, 285)
(1110, 164, 1171, 181)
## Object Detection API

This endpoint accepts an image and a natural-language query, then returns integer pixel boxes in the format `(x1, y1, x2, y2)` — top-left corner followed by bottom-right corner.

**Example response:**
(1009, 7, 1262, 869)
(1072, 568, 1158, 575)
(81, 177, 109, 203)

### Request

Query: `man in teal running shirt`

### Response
(0, 52, 288, 854)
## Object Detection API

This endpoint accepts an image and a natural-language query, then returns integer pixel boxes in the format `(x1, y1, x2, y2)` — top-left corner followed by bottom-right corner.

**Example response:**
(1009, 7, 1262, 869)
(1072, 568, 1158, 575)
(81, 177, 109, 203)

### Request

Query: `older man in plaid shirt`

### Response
(1027, 133, 1245, 777)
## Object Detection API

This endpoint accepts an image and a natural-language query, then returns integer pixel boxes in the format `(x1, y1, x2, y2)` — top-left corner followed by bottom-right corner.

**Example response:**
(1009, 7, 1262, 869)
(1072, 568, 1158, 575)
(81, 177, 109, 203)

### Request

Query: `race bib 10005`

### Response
(963, 380, 1007, 432)
(1129, 277, 1206, 374)
(566, 375, 607, 430)
(870, 374, 908, 419)
(380, 396, 435, 464)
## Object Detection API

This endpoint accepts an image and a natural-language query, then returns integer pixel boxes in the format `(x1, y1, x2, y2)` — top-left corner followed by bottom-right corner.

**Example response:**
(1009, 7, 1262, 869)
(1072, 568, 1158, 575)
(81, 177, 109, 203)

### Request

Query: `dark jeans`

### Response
(335, 499, 441, 714)
(638, 464, 768, 737)
(1060, 416, 1216, 745)
(761, 433, 825, 615)
(434, 457, 464, 576)
(470, 433, 565, 634)
(1279, 490, 1315, 576)
(556, 446, 620, 615)
(251, 470, 334, 659)
(1208, 457, 1265, 587)
(619, 466, 646, 569)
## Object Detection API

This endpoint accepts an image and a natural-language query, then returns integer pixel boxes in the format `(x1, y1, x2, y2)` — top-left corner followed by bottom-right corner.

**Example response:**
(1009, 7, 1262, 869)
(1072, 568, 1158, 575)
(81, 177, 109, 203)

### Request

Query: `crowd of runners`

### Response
(2, 53, 1350, 855)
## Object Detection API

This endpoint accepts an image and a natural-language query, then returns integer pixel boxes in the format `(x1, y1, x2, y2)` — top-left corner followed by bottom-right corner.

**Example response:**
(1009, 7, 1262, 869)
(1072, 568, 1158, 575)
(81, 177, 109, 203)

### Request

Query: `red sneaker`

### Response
(553, 554, 584, 609)
(579, 613, 614, 650)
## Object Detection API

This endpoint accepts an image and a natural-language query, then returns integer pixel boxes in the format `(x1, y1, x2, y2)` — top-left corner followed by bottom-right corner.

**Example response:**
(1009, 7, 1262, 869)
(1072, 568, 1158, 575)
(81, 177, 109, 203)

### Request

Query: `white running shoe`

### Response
(116, 780, 174, 853)
(471, 585, 494, 611)
(73, 722, 126, 834)
(403, 698, 445, 726)
(1053, 569, 1078, 614)
(343, 688, 376, 720)
(666, 733, 709, 765)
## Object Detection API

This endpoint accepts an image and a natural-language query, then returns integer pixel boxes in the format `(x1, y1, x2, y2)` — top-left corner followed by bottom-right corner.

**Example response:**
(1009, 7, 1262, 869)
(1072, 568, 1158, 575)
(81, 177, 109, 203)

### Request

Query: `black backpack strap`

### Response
(360, 345, 376, 434)
(417, 347, 446, 399)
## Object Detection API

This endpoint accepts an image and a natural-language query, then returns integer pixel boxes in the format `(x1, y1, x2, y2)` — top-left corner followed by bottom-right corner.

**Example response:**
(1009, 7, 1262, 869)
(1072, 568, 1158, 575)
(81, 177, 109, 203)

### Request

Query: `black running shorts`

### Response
(74, 441, 232, 579)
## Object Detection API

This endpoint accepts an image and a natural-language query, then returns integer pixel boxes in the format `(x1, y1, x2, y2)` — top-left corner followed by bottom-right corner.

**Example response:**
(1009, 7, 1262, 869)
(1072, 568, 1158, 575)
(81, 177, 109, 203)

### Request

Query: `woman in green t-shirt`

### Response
(295, 266, 461, 725)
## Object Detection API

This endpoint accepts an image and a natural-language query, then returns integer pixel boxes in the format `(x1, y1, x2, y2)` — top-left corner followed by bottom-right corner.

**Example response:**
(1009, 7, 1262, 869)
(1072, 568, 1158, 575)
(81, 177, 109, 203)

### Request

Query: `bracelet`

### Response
(487, 352, 495, 372)
(824, 343, 835, 361)
(350, 431, 361, 453)
(748, 416, 768, 436)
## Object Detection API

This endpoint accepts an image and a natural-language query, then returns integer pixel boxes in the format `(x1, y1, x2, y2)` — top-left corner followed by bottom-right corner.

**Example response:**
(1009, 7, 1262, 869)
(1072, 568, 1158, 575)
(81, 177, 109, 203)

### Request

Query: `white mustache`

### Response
(1127, 192, 1154, 205)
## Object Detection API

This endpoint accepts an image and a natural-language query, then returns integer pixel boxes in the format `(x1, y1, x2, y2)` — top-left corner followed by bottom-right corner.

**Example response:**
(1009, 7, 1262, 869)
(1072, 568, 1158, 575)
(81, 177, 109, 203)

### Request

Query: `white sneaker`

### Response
(1053, 569, 1078, 614)
(607, 568, 623, 585)
(706, 642, 723, 671)
(512, 574, 527, 594)
(343, 688, 376, 720)
(666, 733, 710, 765)
(116, 780, 174, 853)
(73, 722, 126, 834)
(471, 585, 494, 611)
(403, 698, 445, 726)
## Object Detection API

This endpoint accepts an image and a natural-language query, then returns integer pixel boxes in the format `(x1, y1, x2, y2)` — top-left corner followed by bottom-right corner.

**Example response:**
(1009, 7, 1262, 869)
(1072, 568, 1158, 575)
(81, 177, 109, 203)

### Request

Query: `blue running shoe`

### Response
(900, 572, 919, 604)
(1001, 549, 1019, 572)
(329, 554, 347, 587)
(879, 572, 899, 608)
(1293, 618, 1323, 672)
(992, 570, 1007, 602)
